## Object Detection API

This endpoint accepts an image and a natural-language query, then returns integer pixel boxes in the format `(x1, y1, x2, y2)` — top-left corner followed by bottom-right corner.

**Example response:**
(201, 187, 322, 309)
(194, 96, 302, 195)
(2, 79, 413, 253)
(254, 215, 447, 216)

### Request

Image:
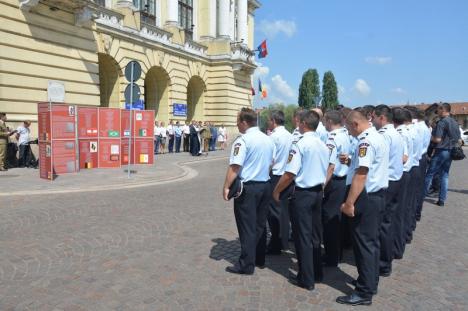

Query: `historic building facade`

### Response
(1, 0, 260, 135)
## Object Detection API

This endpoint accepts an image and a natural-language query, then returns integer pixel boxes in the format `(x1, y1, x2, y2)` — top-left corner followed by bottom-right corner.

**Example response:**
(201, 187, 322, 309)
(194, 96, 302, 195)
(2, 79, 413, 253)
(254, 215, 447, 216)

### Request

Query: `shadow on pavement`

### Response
(448, 188, 468, 195)
(209, 238, 240, 266)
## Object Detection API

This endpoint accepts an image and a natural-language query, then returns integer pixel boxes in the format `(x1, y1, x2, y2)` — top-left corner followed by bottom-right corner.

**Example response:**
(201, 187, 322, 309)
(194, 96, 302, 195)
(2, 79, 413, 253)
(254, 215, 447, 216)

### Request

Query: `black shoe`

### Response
(266, 249, 282, 255)
(336, 293, 372, 306)
(436, 200, 445, 206)
(225, 266, 253, 275)
(379, 270, 391, 277)
(255, 263, 265, 269)
(288, 278, 314, 291)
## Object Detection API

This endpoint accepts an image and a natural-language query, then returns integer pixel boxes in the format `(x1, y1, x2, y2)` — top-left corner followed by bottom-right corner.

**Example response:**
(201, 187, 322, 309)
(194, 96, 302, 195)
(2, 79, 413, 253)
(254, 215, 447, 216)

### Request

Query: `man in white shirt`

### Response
(182, 121, 190, 152)
(154, 120, 161, 154)
(16, 120, 31, 167)
(167, 120, 175, 153)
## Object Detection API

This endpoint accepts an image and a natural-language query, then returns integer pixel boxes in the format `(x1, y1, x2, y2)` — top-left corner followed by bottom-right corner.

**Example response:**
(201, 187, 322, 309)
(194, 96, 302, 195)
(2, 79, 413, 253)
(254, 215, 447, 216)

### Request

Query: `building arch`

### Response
(144, 66, 170, 120)
(187, 75, 206, 121)
(98, 53, 121, 108)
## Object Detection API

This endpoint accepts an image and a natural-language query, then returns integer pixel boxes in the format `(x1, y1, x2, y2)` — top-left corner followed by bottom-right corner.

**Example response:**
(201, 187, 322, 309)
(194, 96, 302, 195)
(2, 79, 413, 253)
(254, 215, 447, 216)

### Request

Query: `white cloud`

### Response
(253, 62, 270, 79)
(365, 56, 392, 65)
(392, 87, 406, 94)
(258, 19, 297, 38)
(354, 79, 371, 96)
(271, 74, 296, 100)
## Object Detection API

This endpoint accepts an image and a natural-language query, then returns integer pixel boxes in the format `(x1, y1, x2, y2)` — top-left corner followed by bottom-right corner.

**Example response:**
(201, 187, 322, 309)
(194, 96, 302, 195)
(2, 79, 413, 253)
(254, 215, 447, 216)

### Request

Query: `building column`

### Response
(209, 0, 217, 38)
(217, 0, 230, 39)
(237, 0, 248, 44)
(166, 0, 179, 26)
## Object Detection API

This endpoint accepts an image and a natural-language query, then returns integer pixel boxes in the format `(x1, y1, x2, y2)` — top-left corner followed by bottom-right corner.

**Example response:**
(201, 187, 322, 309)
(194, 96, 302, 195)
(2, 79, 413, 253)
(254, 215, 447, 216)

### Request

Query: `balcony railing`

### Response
(94, 5, 124, 29)
(231, 43, 255, 63)
(140, 20, 173, 44)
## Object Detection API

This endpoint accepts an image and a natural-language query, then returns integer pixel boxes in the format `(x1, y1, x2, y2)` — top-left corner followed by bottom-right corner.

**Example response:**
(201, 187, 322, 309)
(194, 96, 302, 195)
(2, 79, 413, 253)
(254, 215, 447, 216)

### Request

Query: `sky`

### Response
(252, 0, 468, 108)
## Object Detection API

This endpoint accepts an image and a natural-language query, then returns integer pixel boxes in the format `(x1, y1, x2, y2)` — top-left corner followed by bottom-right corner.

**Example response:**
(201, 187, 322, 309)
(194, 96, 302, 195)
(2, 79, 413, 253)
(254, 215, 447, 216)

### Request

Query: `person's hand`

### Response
(341, 202, 355, 217)
(223, 187, 230, 201)
(339, 153, 349, 165)
(272, 190, 280, 203)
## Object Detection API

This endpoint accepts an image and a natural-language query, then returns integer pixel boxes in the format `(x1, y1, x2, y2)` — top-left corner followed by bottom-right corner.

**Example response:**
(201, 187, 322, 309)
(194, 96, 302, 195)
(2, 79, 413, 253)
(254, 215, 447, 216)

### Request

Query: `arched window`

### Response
(178, 0, 193, 39)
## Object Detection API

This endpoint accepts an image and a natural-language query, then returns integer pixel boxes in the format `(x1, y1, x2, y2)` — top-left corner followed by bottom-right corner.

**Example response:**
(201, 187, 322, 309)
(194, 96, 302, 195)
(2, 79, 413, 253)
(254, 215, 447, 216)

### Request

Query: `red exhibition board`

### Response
(79, 139, 98, 169)
(99, 108, 120, 138)
(52, 140, 77, 174)
(99, 139, 121, 168)
(51, 104, 76, 139)
(38, 103, 51, 142)
(121, 138, 154, 165)
(39, 142, 52, 180)
(78, 107, 98, 138)
(134, 110, 155, 138)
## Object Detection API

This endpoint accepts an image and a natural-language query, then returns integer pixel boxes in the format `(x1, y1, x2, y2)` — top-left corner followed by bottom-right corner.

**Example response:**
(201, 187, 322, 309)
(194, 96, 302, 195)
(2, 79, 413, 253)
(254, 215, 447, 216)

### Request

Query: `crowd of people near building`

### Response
(222, 103, 463, 306)
(153, 120, 227, 156)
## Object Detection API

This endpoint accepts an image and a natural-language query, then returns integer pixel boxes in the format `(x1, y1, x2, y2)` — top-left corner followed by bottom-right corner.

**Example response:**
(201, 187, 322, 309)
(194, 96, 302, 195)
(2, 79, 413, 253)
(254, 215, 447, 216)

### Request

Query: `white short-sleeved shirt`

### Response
(166, 124, 174, 135)
(418, 121, 431, 155)
(291, 127, 302, 142)
(182, 125, 190, 135)
(326, 128, 351, 177)
(218, 127, 226, 141)
(346, 127, 389, 193)
(396, 124, 413, 172)
(270, 126, 293, 176)
(16, 126, 30, 145)
(378, 124, 404, 181)
(408, 123, 421, 167)
(229, 126, 274, 182)
(160, 127, 167, 138)
(316, 122, 329, 143)
(154, 126, 161, 137)
(284, 131, 329, 188)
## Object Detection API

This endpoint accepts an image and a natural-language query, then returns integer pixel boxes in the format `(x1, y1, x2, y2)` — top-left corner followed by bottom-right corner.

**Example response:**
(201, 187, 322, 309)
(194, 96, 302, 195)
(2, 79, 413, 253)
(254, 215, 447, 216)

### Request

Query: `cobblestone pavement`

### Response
(1, 156, 467, 310)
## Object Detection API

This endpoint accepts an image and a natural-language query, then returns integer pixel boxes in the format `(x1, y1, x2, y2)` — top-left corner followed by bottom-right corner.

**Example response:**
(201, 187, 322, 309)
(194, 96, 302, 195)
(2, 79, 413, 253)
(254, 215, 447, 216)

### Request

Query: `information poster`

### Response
(39, 142, 52, 180)
(99, 139, 121, 168)
(79, 139, 98, 169)
(51, 105, 76, 139)
(78, 107, 98, 138)
(120, 110, 132, 138)
(52, 140, 77, 174)
(37, 103, 51, 142)
(134, 110, 155, 138)
(120, 139, 135, 165)
(99, 108, 120, 138)
(135, 139, 154, 164)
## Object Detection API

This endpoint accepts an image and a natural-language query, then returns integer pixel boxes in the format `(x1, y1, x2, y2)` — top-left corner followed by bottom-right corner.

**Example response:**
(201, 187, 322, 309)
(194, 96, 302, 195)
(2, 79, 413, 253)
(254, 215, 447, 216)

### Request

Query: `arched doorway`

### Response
(144, 66, 170, 120)
(98, 54, 121, 108)
(187, 76, 205, 121)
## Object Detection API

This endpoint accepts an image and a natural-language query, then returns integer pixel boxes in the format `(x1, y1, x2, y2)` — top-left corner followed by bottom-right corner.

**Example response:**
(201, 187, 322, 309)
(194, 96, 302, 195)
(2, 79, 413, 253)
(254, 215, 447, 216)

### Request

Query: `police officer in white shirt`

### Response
(312, 108, 329, 143)
(392, 108, 413, 259)
(337, 110, 389, 306)
(322, 110, 351, 267)
(182, 121, 191, 152)
(167, 120, 175, 153)
(372, 105, 405, 278)
(154, 121, 161, 154)
(273, 110, 329, 290)
(223, 108, 275, 275)
(266, 110, 293, 254)
(291, 108, 302, 141)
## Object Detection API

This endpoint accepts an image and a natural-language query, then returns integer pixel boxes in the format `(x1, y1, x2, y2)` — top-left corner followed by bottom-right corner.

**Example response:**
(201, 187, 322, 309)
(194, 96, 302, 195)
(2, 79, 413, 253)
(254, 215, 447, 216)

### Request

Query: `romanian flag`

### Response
(257, 40, 268, 58)
(258, 79, 267, 99)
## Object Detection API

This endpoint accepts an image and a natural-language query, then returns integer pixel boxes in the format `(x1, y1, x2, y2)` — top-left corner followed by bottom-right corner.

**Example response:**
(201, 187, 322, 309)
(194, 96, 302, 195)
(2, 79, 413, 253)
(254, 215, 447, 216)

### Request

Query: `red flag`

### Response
(257, 40, 268, 58)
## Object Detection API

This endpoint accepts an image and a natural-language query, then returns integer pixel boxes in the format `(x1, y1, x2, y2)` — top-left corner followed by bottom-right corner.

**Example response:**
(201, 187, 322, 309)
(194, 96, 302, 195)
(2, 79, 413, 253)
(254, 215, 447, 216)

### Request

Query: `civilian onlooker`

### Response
(16, 120, 32, 167)
(218, 124, 227, 150)
(0, 113, 16, 171)
(189, 120, 200, 156)
(209, 122, 218, 151)
(159, 121, 167, 154)
(154, 120, 161, 154)
(424, 103, 461, 206)
(174, 121, 182, 153)
(167, 120, 175, 153)
(201, 121, 212, 155)
(182, 121, 190, 152)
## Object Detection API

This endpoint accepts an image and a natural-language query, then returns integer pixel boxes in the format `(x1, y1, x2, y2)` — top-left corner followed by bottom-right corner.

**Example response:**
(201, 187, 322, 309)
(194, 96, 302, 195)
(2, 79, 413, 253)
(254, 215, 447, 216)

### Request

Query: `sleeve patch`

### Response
(287, 153, 293, 163)
(326, 144, 335, 150)
(358, 146, 367, 157)
(233, 143, 242, 156)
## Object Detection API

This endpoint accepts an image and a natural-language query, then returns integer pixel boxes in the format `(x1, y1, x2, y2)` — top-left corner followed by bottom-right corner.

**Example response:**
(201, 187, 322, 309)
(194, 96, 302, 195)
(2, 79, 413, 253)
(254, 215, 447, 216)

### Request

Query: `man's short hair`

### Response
(374, 105, 393, 122)
(347, 109, 368, 123)
(393, 108, 412, 125)
(362, 105, 375, 118)
(324, 110, 342, 125)
(238, 107, 257, 126)
(440, 102, 451, 112)
(299, 110, 320, 131)
(294, 107, 303, 117)
(270, 110, 285, 125)
(340, 107, 352, 120)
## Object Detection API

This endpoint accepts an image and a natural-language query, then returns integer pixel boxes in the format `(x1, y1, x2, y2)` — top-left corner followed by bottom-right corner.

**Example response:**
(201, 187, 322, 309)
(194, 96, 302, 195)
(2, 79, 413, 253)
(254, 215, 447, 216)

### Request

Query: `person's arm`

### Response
(431, 120, 444, 144)
(325, 164, 335, 186)
(341, 167, 368, 217)
(272, 172, 295, 202)
(223, 164, 241, 201)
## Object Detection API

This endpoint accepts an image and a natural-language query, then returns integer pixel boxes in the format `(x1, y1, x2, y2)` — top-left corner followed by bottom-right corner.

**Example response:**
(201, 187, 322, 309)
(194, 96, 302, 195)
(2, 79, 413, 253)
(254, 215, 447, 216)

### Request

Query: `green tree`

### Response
(298, 69, 320, 109)
(321, 71, 339, 111)
(258, 103, 298, 133)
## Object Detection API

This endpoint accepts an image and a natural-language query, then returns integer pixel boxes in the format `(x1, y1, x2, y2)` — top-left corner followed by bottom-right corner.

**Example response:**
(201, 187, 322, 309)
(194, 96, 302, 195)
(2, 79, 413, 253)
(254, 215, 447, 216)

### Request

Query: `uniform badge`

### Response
(287, 150, 296, 163)
(358, 143, 369, 157)
(233, 143, 241, 156)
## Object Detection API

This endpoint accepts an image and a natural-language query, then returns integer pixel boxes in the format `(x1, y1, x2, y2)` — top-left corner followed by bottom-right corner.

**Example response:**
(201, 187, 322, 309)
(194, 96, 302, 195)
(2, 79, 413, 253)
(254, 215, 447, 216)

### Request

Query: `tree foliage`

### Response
(258, 103, 298, 133)
(298, 69, 320, 109)
(321, 71, 339, 111)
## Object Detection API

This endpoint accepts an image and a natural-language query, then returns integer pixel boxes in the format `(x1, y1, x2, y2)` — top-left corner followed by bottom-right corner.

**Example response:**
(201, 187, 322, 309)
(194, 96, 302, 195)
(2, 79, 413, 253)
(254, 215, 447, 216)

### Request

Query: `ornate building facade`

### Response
(1, 0, 260, 135)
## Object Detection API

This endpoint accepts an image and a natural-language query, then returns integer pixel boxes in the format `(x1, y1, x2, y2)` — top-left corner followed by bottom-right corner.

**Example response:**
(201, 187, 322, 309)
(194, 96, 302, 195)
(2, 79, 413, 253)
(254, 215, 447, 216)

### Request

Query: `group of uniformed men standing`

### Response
(223, 104, 433, 306)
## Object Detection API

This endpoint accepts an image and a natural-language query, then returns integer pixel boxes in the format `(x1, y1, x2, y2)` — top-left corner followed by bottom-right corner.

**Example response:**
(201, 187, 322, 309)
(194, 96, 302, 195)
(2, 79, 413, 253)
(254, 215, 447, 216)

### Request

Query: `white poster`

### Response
(110, 144, 119, 155)
(90, 141, 97, 153)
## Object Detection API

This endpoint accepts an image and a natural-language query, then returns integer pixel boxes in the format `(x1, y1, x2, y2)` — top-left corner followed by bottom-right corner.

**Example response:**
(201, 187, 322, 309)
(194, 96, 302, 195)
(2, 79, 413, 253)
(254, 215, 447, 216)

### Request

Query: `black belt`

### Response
(295, 184, 322, 192)
(368, 188, 386, 196)
(332, 175, 346, 180)
(243, 180, 269, 185)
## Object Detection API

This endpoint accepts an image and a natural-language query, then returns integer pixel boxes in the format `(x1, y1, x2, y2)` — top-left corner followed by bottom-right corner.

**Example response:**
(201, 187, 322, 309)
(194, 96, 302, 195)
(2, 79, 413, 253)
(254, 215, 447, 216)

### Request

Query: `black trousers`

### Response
(266, 175, 290, 251)
(393, 171, 410, 259)
(233, 181, 271, 273)
(175, 136, 181, 153)
(379, 180, 400, 274)
(18, 144, 31, 167)
(183, 134, 190, 152)
(168, 135, 175, 153)
(347, 188, 384, 298)
(322, 176, 347, 266)
(290, 185, 323, 287)
(406, 166, 420, 242)
(416, 154, 428, 221)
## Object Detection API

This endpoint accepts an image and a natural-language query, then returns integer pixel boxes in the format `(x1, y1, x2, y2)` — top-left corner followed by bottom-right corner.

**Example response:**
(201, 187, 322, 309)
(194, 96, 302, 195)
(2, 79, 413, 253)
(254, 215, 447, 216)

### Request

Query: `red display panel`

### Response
(78, 107, 98, 138)
(39, 142, 52, 180)
(99, 139, 121, 168)
(37, 103, 51, 142)
(99, 108, 120, 138)
(134, 110, 155, 138)
(52, 140, 77, 174)
(120, 110, 132, 139)
(79, 139, 98, 169)
(51, 105, 76, 139)
(121, 138, 154, 165)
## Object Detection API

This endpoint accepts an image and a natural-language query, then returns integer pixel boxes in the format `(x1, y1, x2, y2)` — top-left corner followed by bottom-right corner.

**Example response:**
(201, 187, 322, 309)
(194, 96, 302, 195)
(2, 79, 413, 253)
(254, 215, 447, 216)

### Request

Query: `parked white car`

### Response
(462, 129, 468, 146)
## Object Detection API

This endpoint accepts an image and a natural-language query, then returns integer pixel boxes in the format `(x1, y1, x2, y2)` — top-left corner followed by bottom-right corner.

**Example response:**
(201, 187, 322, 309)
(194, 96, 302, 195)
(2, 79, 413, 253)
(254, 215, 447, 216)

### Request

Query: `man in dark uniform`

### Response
(273, 110, 329, 290)
(337, 110, 389, 306)
(222, 108, 274, 275)
(189, 120, 200, 156)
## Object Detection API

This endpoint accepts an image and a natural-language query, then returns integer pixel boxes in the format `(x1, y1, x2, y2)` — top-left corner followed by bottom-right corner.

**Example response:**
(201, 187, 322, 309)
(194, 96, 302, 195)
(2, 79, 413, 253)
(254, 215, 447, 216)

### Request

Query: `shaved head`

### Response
(346, 110, 368, 123)
(346, 110, 370, 137)
(311, 108, 323, 119)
